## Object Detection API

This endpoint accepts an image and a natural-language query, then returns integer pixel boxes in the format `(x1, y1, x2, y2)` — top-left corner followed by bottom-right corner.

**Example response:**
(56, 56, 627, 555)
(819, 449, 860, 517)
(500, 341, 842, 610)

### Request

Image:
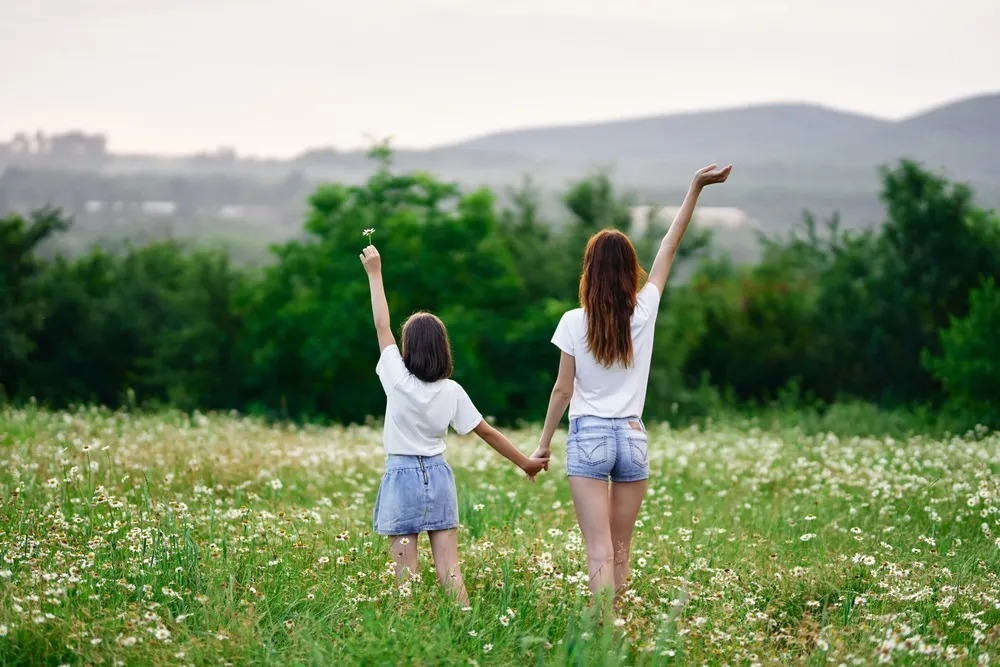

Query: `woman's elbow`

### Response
(552, 383, 573, 400)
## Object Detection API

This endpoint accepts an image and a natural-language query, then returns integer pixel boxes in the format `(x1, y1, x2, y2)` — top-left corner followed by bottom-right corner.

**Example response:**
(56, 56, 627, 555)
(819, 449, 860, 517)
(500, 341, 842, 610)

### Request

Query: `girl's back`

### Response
(376, 345, 482, 456)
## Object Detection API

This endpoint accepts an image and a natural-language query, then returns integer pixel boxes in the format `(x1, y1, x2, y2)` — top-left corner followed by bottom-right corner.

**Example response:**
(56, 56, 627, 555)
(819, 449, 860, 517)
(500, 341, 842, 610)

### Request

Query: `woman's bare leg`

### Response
(568, 476, 615, 593)
(609, 479, 647, 595)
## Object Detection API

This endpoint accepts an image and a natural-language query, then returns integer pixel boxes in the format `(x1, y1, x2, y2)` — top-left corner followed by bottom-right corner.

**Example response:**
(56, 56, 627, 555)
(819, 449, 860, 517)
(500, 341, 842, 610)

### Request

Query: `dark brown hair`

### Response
(401, 312, 454, 382)
(579, 229, 646, 368)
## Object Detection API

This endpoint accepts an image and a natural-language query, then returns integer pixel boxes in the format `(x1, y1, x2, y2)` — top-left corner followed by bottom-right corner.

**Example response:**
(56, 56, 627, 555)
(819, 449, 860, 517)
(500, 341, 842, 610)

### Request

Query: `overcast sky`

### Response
(2, 0, 997, 156)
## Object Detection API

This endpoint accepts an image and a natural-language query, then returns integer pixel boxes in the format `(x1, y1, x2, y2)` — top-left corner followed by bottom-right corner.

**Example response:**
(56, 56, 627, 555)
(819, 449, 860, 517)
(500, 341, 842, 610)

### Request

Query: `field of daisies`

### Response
(0, 406, 998, 666)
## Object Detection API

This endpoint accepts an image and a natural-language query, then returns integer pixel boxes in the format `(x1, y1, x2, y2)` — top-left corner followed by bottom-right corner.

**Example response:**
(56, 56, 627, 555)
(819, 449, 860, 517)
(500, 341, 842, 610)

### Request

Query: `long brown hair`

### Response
(401, 312, 454, 382)
(579, 229, 646, 368)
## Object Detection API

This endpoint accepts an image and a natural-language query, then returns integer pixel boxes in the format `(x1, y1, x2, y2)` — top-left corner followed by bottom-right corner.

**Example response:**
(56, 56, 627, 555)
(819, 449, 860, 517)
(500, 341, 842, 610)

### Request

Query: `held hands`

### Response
(521, 453, 550, 482)
(692, 163, 733, 189)
(522, 442, 551, 483)
(359, 245, 382, 276)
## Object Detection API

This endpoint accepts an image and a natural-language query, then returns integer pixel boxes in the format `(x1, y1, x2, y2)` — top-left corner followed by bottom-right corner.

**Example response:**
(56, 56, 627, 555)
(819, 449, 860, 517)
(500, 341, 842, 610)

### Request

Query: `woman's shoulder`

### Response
(561, 307, 585, 323)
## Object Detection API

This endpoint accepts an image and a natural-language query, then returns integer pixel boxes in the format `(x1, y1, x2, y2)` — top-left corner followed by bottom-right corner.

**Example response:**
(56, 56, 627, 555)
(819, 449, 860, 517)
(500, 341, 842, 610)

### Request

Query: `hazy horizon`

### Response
(3, 0, 998, 158)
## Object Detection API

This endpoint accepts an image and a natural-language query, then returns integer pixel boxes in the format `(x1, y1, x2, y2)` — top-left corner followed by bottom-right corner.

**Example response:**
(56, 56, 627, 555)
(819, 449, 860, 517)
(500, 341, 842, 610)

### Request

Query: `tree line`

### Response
(2, 150, 999, 427)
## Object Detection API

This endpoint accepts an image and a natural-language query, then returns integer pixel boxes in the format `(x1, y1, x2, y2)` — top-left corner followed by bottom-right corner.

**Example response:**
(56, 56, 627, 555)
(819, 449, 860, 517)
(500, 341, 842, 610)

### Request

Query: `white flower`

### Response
(483, 644, 493, 653)
(800, 533, 817, 542)
(804, 514, 817, 521)
(154, 627, 171, 641)
(363, 228, 376, 236)
(613, 618, 626, 628)
(0, 570, 11, 579)
(269, 479, 283, 490)
(0, 625, 7, 637)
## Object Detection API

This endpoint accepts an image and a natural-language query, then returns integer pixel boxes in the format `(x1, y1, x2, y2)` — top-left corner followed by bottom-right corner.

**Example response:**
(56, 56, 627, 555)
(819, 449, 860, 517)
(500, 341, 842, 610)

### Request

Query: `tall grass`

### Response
(0, 406, 997, 665)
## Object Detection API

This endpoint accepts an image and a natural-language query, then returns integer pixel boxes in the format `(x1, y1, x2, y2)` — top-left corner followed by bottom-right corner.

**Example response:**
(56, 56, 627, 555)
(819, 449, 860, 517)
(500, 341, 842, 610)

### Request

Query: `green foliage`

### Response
(0, 208, 70, 396)
(924, 278, 1000, 426)
(676, 161, 1000, 416)
(2, 155, 999, 427)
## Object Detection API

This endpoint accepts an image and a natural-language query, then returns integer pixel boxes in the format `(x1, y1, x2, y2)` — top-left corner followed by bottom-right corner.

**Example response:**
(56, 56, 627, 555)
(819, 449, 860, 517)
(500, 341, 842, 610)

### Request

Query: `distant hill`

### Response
(450, 93, 1000, 180)
(4, 92, 1000, 261)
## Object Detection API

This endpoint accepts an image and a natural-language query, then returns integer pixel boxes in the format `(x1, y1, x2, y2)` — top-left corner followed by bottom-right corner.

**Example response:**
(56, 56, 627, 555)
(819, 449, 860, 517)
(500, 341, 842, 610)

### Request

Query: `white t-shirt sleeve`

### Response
(636, 283, 662, 320)
(450, 383, 483, 435)
(551, 312, 576, 356)
(375, 345, 408, 394)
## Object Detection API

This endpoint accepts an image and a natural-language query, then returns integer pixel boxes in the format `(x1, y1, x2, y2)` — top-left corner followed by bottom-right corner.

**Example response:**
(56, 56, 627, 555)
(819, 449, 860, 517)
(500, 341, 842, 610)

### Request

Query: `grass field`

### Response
(0, 407, 997, 666)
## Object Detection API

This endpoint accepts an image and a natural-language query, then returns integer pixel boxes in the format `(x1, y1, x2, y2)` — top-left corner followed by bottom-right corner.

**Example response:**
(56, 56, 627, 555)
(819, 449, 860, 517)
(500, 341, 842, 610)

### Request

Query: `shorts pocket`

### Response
(569, 433, 609, 466)
(628, 431, 649, 466)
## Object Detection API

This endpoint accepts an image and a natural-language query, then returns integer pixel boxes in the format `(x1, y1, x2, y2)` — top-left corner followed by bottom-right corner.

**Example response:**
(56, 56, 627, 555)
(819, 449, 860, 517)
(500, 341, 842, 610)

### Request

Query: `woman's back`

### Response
(552, 282, 661, 419)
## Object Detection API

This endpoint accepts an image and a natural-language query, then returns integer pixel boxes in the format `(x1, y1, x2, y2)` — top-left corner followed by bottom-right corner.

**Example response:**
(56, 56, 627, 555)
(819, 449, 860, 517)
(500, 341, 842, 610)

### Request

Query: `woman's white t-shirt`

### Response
(551, 283, 661, 420)
(375, 345, 483, 456)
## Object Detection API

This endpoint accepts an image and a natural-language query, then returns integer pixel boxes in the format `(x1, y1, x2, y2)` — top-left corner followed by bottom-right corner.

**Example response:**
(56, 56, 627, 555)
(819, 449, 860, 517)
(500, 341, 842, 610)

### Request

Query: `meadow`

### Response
(0, 407, 997, 666)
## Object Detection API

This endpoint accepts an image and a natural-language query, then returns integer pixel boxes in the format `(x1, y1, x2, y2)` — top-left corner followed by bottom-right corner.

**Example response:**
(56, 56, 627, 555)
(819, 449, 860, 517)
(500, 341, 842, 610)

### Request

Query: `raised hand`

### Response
(360, 245, 382, 275)
(693, 163, 733, 189)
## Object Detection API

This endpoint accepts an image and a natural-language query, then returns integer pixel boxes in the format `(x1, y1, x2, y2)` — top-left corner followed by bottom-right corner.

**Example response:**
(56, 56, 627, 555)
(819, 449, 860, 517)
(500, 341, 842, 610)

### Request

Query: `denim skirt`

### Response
(373, 454, 460, 535)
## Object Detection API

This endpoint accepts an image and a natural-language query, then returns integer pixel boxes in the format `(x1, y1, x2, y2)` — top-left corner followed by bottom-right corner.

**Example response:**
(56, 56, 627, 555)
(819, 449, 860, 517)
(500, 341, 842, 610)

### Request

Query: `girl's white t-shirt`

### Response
(551, 283, 661, 420)
(375, 345, 483, 456)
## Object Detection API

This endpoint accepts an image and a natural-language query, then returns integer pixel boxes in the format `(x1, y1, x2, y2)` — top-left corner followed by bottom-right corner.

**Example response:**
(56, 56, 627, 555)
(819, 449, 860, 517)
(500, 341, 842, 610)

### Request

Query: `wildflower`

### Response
(154, 627, 170, 641)
(499, 616, 510, 627)
(804, 514, 817, 521)
(614, 618, 626, 628)
(483, 644, 493, 653)
(363, 228, 376, 243)
(800, 533, 816, 542)
(473, 504, 485, 511)
(269, 479, 283, 490)
(91, 637, 102, 645)
(317, 556, 330, 565)
(0, 625, 6, 637)
(0, 570, 11, 579)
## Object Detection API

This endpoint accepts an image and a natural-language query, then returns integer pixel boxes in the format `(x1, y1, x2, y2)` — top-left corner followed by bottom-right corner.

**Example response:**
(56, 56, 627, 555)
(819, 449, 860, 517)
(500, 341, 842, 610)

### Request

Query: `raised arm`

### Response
(472, 420, 549, 480)
(533, 351, 576, 459)
(647, 164, 732, 294)
(360, 245, 396, 351)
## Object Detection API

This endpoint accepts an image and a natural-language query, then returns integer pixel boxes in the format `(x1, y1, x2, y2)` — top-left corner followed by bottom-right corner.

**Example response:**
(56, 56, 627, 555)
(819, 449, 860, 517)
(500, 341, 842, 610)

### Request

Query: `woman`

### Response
(531, 163, 732, 596)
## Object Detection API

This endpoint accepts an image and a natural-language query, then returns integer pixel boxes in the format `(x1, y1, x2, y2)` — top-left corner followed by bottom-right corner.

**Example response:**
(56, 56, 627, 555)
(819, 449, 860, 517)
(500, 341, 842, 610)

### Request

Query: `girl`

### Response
(531, 163, 733, 597)
(360, 244, 549, 605)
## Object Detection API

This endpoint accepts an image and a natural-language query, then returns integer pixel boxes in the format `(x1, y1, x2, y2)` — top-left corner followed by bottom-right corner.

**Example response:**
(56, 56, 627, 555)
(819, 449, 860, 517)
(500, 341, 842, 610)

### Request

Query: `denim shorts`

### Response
(566, 415, 649, 482)
(373, 454, 459, 535)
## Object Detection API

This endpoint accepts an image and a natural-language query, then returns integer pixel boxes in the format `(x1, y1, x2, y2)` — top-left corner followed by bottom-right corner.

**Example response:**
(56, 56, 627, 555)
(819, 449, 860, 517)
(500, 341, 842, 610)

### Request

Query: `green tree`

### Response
(0, 208, 70, 397)
(923, 278, 1000, 426)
